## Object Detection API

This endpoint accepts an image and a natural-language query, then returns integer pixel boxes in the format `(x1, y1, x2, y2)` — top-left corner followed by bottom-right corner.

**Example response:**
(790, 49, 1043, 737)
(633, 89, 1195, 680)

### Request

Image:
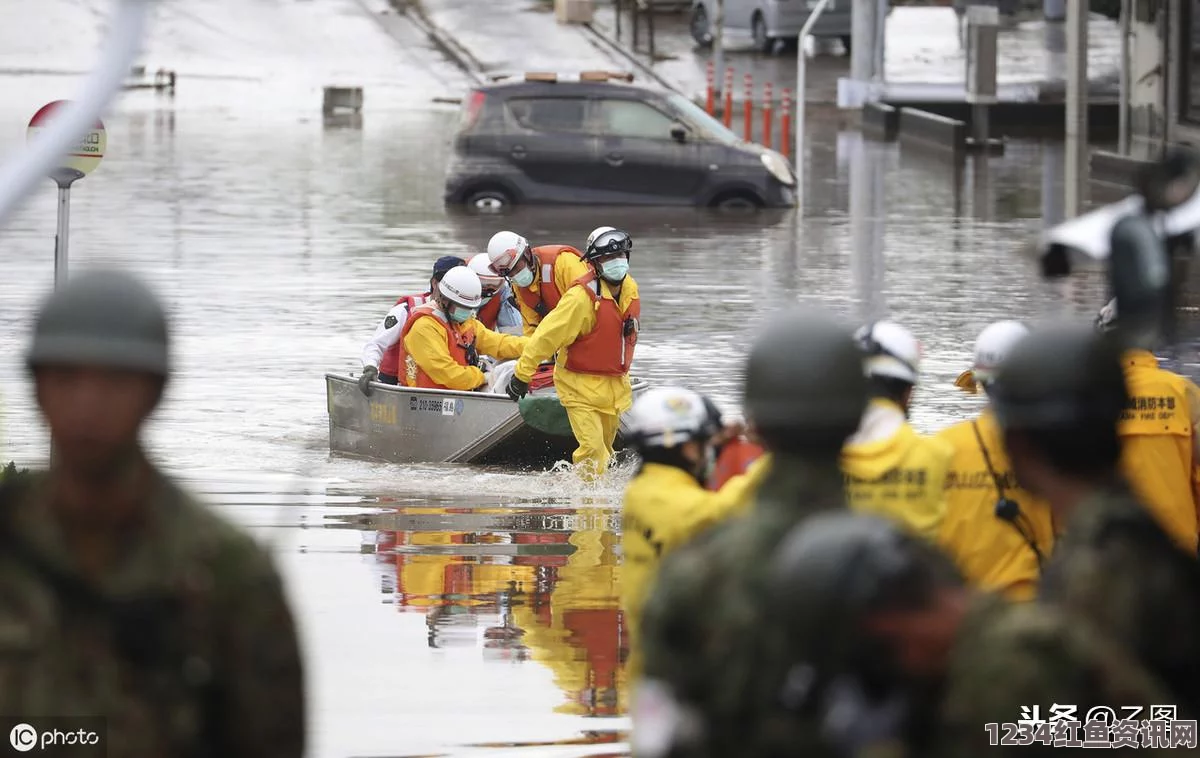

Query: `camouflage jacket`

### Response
(1038, 481, 1200, 718)
(636, 456, 847, 758)
(0, 469, 305, 758)
(935, 593, 1179, 755)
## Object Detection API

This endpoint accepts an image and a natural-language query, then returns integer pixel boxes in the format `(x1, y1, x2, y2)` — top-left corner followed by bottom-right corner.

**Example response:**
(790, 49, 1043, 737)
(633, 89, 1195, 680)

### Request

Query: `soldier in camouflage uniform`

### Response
(990, 322, 1200, 718)
(633, 307, 868, 758)
(767, 511, 1175, 756)
(0, 270, 305, 757)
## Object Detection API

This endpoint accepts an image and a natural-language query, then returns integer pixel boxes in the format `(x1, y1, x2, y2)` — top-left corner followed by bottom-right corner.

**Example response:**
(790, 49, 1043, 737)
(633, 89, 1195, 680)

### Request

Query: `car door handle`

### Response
(605, 152, 624, 167)
(511, 145, 526, 159)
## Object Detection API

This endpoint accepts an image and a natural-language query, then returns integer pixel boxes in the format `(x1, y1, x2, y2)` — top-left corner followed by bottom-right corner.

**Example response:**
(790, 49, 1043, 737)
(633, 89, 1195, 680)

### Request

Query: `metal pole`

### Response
(713, 0, 725, 99)
(796, 0, 832, 180)
(1064, 0, 1088, 217)
(850, 0, 877, 88)
(54, 182, 71, 288)
(1117, 0, 1131, 154)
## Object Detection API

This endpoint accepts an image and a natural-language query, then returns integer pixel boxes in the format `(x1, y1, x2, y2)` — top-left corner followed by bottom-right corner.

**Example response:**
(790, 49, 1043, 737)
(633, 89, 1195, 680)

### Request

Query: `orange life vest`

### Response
(398, 303, 477, 389)
(379, 292, 430, 377)
(707, 438, 767, 491)
(517, 245, 582, 318)
(477, 293, 501, 330)
(564, 272, 640, 376)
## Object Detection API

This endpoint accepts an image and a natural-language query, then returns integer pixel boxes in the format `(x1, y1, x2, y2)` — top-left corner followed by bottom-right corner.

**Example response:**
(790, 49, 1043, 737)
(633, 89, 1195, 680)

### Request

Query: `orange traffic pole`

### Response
(722, 67, 734, 128)
(705, 60, 715, 115)
(780, 88, 792, 159)
(743, 73, 753, 141)
(762, 81, 773, 149)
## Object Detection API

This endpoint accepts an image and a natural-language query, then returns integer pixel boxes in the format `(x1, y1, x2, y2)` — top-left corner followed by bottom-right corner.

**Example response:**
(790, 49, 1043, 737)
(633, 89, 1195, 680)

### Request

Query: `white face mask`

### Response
(449, 305, 477, 324)
(600, 258, 629, 283)
(512, 267, 534, 288)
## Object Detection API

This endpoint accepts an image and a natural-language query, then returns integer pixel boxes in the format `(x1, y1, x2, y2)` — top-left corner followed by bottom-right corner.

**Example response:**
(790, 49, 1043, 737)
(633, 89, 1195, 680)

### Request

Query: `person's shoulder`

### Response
(160, 477, 281, 585)
(931, 418, 973, 448)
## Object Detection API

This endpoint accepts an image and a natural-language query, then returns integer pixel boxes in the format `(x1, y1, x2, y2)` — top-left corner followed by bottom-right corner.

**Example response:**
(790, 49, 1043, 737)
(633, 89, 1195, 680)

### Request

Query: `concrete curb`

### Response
(392, 0, 485, 85)
(578, 22, 685, 95)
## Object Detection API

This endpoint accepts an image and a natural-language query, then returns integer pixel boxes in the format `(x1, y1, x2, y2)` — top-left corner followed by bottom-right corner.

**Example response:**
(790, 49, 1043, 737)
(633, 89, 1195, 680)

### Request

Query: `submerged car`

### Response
(444, 72, 797, 213)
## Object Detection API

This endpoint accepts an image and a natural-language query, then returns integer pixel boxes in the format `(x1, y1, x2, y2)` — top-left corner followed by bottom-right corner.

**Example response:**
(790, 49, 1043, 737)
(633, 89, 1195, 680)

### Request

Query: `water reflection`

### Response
(362, 505, 627, 718)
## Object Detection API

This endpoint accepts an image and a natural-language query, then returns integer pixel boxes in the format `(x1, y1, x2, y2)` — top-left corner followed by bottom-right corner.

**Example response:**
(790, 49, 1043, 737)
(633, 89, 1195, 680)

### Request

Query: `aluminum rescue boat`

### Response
(325, 371, 650, 467)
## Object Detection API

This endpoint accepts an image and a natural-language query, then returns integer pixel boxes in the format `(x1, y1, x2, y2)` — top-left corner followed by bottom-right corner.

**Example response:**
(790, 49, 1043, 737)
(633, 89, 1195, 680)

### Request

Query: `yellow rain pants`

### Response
(515, 277, 640, 480)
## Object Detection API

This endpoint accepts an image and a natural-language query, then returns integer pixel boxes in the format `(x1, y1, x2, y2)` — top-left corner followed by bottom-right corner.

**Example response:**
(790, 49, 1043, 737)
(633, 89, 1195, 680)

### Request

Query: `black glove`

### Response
(506, 375, 529, 402)
(358, 366, 379, 396)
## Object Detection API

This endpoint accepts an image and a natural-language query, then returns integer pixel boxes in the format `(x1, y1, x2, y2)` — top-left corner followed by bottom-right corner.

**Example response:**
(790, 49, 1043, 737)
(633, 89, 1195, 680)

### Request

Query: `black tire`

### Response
(752, 13, 772, 54)
(711, 192, 763, 212)
(464, 187, 512, 214)
(690, 5, 713, 47)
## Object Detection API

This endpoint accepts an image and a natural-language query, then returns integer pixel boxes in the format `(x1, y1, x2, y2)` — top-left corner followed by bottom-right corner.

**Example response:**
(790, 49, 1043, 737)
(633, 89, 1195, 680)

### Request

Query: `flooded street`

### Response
(0, 3, 1134, 756)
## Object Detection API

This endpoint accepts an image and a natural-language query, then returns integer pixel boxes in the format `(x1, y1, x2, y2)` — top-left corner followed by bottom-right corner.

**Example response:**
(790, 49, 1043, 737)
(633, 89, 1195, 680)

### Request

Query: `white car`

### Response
(690, 0, 857, 52)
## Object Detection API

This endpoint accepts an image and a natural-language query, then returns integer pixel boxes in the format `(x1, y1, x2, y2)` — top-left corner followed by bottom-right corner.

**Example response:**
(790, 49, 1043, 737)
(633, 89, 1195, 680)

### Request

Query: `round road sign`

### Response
(26, 100, 107, 179)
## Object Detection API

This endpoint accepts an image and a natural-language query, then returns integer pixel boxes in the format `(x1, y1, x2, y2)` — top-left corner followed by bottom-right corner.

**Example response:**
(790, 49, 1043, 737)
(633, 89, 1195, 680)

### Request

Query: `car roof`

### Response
(477, 79, 663, 99)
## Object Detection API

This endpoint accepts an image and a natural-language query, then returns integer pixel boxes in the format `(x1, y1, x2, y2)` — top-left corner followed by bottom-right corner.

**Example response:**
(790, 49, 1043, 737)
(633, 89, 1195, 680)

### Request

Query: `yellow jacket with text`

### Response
(402, 313, 527, 391)
(620, 462, 762, 678)
(514, 276, 640, 415)
(934, 410, 1055, 601)
(841, 399, 952, 541)
(515, 253, 591, 336)
(1117, 349, 1200, 552)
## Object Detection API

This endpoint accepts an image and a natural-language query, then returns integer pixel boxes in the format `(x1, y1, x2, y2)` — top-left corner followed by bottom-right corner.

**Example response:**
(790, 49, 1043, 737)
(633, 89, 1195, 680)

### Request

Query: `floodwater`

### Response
(0, 2, 1148, 757)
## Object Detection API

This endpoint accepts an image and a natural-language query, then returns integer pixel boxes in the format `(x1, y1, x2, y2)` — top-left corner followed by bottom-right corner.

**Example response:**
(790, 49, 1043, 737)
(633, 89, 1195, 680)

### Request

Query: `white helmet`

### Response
(628, 386, 718, 449)
(586, 226, 616, 251)
(438, 266, 483, 308)
(855, 321, 920, 385)
(972, 320, 1029, 385)
(468, 253, 504, 293)
(487, 231, 530, 273)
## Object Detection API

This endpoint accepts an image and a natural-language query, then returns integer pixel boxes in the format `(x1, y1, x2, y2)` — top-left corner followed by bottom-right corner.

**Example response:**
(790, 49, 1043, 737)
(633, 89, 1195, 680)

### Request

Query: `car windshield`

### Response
(666, 93, 746, 146)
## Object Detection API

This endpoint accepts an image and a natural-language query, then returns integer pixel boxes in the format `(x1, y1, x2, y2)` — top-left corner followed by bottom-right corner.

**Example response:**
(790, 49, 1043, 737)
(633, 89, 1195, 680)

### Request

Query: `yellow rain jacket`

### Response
(620, 462, 761, 678)
(935, 410, 1055, 601)
(514, 252, 591, 336)
(511, 529, 627, 716)
(1117, 349, 1200, 551)
(402, 313, 527, 391)
(515, 276, 640, 478)
(841, 399, 952, 541)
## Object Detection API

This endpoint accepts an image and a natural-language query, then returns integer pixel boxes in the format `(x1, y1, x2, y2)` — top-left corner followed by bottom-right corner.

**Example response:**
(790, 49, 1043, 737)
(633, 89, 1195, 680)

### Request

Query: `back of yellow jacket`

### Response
(620, 462, 755, 677)
(1118, 350, 1200, 552)
(935, 411, 1054, 601)
(841, 399, 951, 541)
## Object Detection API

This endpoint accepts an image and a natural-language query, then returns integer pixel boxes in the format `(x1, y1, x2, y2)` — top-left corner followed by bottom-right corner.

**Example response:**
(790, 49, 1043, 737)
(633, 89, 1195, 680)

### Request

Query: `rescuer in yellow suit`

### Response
(399, 266, 528, 391)
(620, 387, 766, 679)
(935, 321, 1055, 601)
(1098, 298, 1200, 552)
(487, 230, 592, 336)
(505, 229, 640, 480)
(841, 320, 952, 541)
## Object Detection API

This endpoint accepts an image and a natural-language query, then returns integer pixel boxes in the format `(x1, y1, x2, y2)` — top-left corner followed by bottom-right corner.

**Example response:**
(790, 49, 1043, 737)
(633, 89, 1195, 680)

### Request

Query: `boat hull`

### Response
(325, 373, 649, 468)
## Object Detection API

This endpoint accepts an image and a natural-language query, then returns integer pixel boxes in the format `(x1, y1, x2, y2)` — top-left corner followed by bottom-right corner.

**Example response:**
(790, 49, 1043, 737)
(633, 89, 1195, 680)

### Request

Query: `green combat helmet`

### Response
(743, 307, 868, 452)
(25, 269, 170, 377)
(987, 323, 1127, 433)
(767, 511, 959, 756)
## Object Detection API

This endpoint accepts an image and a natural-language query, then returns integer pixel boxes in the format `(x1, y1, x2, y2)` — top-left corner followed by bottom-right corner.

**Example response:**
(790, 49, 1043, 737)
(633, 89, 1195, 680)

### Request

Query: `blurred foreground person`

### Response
(936, 320, 1054, 600)
(0, 269, 305, 757)
(634, 307, 867, 758)
(992, 322, 1200, 715)
(842, 321, 951, 541)
(766, 512, 1170, 757)
(621, 387, 763, 679)
(1097, 297, 1200, 552)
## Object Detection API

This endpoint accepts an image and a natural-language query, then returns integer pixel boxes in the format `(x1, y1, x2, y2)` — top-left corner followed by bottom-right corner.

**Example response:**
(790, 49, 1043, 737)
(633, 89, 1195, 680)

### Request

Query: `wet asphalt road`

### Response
(0, 2, 1168, 757)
